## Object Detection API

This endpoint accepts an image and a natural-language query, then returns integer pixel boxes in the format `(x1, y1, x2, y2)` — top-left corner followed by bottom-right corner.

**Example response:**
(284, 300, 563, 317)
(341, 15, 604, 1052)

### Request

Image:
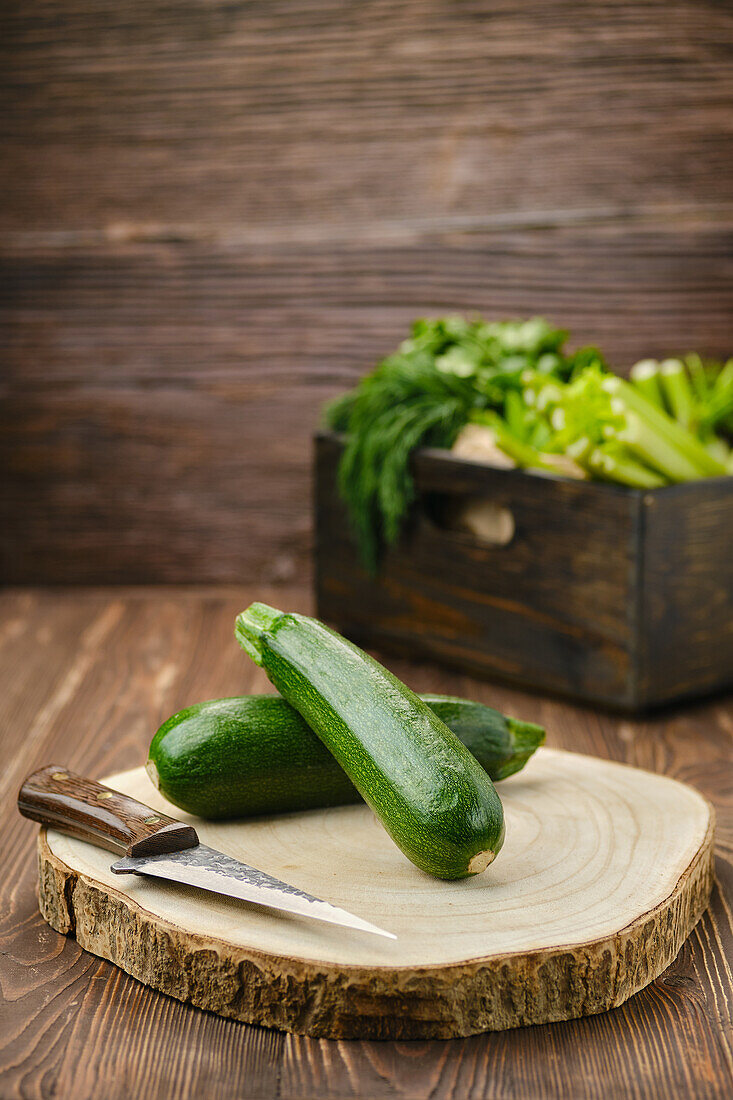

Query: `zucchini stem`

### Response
(235, 603, 281, 665)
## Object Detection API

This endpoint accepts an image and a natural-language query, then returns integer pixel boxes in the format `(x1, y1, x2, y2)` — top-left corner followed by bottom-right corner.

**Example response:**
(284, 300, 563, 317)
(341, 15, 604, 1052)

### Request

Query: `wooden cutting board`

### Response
(37, 748, 714, 1040)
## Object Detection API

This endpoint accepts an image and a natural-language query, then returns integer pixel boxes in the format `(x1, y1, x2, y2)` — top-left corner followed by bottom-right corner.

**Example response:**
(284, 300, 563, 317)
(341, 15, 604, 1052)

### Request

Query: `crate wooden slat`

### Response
(315, 432, 733, 710)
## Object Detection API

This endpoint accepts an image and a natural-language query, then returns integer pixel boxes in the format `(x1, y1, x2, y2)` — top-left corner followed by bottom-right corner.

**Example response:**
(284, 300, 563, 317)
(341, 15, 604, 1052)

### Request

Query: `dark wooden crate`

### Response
(314, 432, 733, 711)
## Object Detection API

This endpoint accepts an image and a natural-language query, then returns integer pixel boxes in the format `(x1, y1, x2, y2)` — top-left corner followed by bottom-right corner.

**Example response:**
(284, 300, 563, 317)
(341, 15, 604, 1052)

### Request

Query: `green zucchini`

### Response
(234, 603, 506, 879)
(147, 693, 544, 820)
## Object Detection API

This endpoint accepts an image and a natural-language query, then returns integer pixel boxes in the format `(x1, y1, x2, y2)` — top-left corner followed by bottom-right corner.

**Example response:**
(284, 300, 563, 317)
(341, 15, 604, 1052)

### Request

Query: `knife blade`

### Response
(110, 845, 393, 936)
(18, 765, 396, 940)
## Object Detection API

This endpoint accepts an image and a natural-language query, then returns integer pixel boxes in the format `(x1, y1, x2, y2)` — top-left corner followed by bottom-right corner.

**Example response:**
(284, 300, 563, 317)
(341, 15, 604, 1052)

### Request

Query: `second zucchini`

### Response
(147, 693, 544, 820)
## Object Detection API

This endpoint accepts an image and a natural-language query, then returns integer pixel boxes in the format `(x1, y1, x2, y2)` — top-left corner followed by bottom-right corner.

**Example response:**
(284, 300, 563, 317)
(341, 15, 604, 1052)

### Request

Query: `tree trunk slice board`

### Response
(37, 748, 714, 1040)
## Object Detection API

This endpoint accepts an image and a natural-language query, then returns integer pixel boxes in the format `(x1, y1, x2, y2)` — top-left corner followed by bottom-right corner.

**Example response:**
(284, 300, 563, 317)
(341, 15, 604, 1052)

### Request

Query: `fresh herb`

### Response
(325, 317, 600, 570)
(325, 317, 731, 570)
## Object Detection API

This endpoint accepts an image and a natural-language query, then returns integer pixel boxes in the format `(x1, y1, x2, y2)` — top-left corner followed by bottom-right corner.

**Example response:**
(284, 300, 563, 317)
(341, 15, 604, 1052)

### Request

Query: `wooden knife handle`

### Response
(17, 765, 199, 857)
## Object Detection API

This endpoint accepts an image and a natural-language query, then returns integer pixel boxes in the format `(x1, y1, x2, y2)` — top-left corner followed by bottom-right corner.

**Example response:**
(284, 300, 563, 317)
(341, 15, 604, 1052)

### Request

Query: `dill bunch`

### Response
(325, 316, 590, 571)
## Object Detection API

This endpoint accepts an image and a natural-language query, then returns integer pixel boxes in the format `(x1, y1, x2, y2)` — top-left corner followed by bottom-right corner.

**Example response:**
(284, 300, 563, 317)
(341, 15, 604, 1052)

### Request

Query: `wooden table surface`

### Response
(1, 586, 731, 1100)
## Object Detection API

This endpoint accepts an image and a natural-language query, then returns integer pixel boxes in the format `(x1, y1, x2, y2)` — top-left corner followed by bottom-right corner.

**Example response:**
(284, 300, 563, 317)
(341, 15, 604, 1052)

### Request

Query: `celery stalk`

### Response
(565, 436, 594, 462)
(616, 413, 702, 481)
(685, 353, 710, 400)
(706, 359, 733, 428)
(630, 360, 665, 409)
(504, 389, 530, 439)
(472, 411, 554, 471)
(586, 445, 666, 488)
(602, 376, 726, 476)
(705, 437, 731, 465)
(659, 359, 695, 430)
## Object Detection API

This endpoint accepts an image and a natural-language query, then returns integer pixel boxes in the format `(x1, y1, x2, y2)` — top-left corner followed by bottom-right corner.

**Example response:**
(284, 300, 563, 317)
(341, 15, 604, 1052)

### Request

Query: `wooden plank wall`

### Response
(2, 1, 732, 584)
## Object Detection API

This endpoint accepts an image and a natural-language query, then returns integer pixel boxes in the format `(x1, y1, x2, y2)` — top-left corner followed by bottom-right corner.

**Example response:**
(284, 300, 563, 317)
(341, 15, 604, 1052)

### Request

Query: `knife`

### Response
(18, 765, 396, 940)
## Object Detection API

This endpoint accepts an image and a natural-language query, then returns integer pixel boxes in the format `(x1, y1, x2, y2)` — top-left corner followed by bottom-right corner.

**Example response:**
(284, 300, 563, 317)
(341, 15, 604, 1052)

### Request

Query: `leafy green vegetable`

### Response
(630, 355, 733, 438)
(603, 375, 727, 478)
(480, 365, 728, 484)
(325, 317, 601, 570)
(325, 317, 730, 571)
(689, 355, 733, 435)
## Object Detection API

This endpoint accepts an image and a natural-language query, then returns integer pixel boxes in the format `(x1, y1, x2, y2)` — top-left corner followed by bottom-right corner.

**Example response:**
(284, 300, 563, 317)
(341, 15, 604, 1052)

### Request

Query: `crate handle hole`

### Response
(425, 494, 515, 547)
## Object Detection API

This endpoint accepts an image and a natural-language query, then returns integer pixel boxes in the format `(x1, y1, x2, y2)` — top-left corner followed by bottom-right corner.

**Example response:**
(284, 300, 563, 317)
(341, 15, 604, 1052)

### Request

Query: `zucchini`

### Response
(234, 603, 506, 879)
(147, 693, 544, 820)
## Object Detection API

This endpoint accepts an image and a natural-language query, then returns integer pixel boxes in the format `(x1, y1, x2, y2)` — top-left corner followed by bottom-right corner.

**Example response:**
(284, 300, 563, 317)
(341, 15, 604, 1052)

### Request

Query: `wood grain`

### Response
(639, 481, 733, 703)
(18, 765, 199, 856)
(1, 587, 732, 1096)
(2, 0, 732, 583)
(2, 1, 732, 233)
(314, 434, 733, 710)
(36, 754, 714, 1039)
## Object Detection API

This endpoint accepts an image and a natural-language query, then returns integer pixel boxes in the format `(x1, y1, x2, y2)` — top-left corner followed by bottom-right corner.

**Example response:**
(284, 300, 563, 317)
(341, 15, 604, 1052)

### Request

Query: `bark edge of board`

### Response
(36, 814, 715, 1040)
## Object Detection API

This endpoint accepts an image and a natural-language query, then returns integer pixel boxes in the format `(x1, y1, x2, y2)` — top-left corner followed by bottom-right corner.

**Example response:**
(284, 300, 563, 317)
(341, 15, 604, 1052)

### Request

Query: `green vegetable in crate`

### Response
(325, 316, 604, 570)
(326, 315, 731, 570)
(147, 693, 545, 819)
(235, 603, 506, 879)
(465, 355, 732, 485)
